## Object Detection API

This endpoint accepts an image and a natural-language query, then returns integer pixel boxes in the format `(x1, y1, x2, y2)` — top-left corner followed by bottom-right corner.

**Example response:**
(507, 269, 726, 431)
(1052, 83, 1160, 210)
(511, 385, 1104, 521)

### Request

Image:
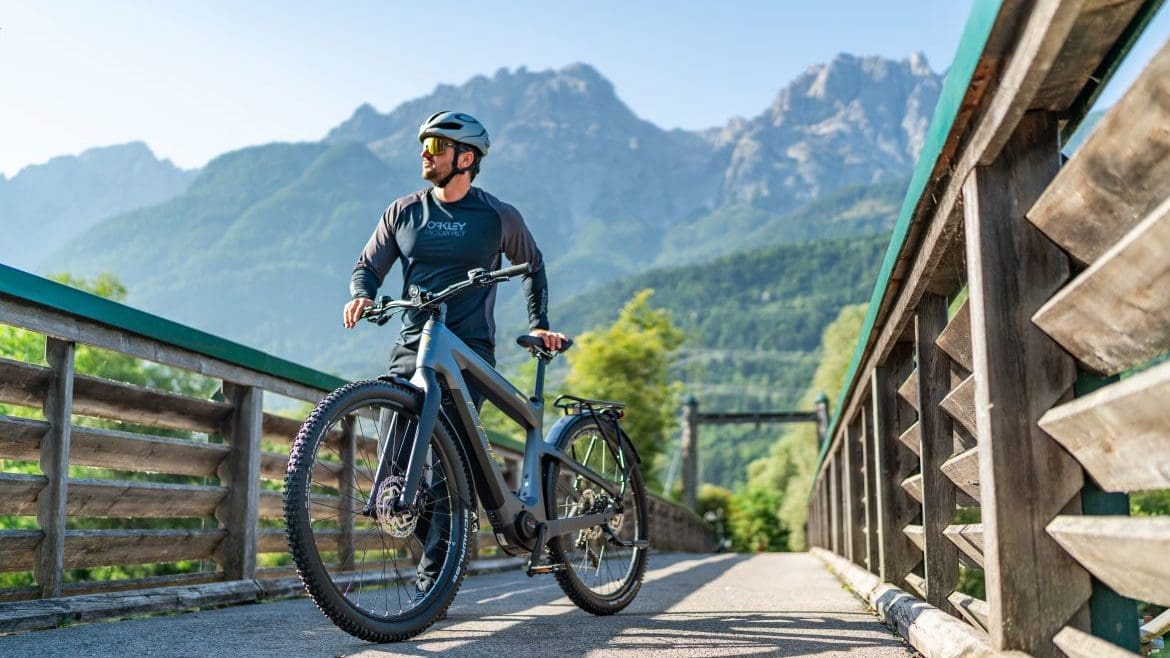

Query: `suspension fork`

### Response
(365, 366, 443, 513)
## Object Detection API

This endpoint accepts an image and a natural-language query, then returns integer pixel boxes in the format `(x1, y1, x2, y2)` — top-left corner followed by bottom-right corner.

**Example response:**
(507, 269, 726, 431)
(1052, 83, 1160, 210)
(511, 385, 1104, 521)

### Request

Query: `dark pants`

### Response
(386, 342, 491, 592)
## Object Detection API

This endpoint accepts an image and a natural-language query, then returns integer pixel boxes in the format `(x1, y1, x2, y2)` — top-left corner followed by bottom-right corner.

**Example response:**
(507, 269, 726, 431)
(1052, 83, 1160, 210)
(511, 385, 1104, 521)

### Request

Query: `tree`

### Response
(564, 290, 685, 485)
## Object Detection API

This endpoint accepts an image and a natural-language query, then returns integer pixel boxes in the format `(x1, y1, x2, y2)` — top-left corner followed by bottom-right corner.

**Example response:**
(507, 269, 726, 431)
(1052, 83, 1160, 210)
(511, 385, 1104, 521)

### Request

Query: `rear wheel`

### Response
(545, 415, 648, 614)
(283, 379, 474, 642)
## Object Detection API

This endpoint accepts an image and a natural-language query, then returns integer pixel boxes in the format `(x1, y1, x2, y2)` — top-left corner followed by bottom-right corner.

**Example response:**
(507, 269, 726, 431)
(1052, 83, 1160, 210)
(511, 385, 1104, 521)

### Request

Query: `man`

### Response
(342, 110, 567, 599)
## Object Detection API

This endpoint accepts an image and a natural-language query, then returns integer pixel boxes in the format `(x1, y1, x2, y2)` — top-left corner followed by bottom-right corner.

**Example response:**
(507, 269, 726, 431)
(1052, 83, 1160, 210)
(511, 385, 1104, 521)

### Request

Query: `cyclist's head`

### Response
(418, 111, 489, 186)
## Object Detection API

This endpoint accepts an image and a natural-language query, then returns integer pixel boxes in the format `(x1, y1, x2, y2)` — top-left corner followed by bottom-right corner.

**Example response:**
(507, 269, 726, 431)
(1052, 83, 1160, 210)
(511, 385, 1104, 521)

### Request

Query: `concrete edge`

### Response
(0, 557, 528, 635)
(810, 548, 1030, 658)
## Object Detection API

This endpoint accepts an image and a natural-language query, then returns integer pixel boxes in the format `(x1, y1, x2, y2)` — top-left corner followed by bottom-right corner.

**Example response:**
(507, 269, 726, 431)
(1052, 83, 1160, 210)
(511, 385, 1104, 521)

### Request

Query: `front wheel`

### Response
(283, 379, 474, 642)
(545, 414, 648, 615)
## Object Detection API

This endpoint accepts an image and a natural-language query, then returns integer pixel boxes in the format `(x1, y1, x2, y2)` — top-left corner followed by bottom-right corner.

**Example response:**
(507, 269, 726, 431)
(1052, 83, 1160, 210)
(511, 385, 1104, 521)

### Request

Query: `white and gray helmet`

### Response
(418, 111, 490, 157)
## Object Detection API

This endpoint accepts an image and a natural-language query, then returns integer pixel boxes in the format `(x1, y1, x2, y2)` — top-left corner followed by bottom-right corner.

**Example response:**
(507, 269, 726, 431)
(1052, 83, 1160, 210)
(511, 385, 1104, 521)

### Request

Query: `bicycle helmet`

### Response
(418, 111, 490, 157)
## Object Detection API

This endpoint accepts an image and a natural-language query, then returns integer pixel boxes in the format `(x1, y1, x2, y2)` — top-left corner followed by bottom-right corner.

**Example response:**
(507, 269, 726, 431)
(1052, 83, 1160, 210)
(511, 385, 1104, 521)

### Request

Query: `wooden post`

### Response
(338, 416, 356, 572)
(680, 396, 699, 510)
(861, 400, 880, 572)
(916, 293, 959, 615)
(829, 453, 841, 555)
(871, 342, 919, 589)
(36, 337, 74, 598)
(843, 417, 866, 566)
(216, 382, 262, 581)
(963, 111, 1089, 656)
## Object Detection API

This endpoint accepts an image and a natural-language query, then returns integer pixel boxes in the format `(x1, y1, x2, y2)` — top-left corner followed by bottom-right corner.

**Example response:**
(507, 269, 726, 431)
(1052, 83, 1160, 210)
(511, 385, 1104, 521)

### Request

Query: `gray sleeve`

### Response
(349, 203, 401, 300)
(498, 202, 550, 330)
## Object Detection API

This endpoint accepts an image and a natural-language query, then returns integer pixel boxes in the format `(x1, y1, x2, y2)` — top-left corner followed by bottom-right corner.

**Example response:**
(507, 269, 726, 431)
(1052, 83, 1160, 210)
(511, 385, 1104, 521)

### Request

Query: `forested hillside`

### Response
(547, 234, 889, 489)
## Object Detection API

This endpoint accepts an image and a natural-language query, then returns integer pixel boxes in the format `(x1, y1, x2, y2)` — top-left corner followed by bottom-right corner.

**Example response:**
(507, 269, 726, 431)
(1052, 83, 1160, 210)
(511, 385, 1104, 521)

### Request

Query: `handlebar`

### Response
(360, 263, 532, 324)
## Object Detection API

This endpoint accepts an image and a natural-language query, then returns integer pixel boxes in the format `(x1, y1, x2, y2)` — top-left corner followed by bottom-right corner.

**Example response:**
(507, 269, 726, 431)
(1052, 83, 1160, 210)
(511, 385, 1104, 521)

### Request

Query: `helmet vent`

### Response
(434, 122, 464, 129)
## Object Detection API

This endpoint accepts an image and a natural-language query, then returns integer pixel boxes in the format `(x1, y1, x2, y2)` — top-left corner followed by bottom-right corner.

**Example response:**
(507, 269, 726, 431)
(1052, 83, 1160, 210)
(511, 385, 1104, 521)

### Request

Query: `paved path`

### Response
(0, 553, 912, 657)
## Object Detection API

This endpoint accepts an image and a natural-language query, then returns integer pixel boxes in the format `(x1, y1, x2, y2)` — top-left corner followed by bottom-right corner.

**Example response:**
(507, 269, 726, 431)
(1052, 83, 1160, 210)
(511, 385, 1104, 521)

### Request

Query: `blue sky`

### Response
(1, 1, 1166, 177)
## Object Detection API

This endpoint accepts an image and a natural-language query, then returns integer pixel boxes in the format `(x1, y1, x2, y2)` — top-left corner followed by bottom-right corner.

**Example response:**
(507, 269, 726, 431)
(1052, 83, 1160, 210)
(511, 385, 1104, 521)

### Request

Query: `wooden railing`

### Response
(0, 266, 713, 630)
(807, 1, 1169, 657)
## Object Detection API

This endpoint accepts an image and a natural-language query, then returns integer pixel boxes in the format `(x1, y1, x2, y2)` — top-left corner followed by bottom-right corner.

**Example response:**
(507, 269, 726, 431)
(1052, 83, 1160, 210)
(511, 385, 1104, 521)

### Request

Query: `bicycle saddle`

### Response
(516, 334, 573, 356)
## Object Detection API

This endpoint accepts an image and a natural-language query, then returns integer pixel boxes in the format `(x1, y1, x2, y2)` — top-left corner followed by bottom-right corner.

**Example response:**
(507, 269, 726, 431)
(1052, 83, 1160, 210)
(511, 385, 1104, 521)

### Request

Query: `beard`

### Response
(422, 161, 450, 185)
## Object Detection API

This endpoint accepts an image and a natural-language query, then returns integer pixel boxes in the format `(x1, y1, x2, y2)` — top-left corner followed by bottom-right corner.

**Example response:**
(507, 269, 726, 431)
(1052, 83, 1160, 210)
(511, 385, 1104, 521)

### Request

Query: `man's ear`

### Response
(459, 150, 476, 169)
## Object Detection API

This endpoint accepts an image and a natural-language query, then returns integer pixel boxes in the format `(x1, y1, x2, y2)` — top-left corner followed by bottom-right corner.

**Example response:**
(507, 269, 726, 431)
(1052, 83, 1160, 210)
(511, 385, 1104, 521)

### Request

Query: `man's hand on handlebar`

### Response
(343, 297, 373, 329)
(530, 328, 569, 351)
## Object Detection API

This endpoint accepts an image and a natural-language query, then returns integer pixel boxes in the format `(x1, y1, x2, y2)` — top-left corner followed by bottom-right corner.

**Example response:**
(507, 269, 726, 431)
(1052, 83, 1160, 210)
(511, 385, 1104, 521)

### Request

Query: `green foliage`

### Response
(728, 487, 788, 552)
(727, 303, 868, 552)
(564, 290, 685, 485)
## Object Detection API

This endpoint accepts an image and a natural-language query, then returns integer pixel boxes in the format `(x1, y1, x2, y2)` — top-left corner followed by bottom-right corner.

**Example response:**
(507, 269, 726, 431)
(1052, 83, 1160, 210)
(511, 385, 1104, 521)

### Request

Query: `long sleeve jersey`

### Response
(350, 186, 549, 358)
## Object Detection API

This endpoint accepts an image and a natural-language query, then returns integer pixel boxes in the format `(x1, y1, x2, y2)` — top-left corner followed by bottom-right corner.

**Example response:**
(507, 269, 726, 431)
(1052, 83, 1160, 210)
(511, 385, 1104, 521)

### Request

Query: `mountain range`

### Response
(19, 54, 938, 378)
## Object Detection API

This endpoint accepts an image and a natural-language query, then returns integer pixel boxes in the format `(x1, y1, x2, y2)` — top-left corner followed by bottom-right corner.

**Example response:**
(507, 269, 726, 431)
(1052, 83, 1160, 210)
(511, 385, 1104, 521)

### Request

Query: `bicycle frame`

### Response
(384, 313, 621, 555)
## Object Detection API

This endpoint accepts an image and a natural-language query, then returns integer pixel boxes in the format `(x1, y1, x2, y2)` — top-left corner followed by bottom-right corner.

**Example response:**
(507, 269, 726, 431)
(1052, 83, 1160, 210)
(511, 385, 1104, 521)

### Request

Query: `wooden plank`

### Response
(67, 479, 226, 518)
(70, 425, 229, 478)
(1039, 359, 1170, 491)
(915, 293, 959, 614)
(948, 590, 990, 633)
(1029, 36, 1170, 265)
(898, 422, 922, 457)
(940, 374, 978, 437)
(260, 450, 342, 488)
(215, 383, 262, 580)
(0, 357, 233, 436)
(1031, 0, 1147, 110)
(903, 524, 925, 552)
(0, 295, 330, 403)
(1053, 626, 1139, 658)
(0, 473, 45, 515)
(940, 448, 981, 503)
(937, 299, 974, 372)
(0, 357, 46, 409)
(1047, 515, 1170, 606)
(262, 413, 302, 446)
(943, 523, 985, 569)
(62, 529, 225, 568)
(256, 528, 385, 554)
(1033, 194, 1170, 375)
(964, 111, 1090, 655)
(71, 373, 231, 434)
(0, 531, 41, 572)
(36, 338, 74, 598)
(898, 370, 919, 411)
(900, 474, 923, 504)
(0, 415, 230, 477)
(904, 572, 928, 600)
(870, 343, 922, 588)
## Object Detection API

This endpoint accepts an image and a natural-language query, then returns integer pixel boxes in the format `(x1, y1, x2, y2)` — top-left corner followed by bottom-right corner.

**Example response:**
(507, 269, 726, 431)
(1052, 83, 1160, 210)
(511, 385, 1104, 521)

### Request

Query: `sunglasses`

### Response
(422, 136, 457, 156)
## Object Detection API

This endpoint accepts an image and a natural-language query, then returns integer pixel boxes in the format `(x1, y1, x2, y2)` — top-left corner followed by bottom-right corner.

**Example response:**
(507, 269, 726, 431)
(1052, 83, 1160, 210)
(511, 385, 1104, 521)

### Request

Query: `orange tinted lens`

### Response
(423, 136, 447, 155)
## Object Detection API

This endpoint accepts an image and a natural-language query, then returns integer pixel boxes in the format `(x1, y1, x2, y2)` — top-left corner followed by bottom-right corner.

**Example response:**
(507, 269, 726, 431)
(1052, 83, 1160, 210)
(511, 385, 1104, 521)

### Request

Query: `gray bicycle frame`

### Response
(393, 314, 621, 551)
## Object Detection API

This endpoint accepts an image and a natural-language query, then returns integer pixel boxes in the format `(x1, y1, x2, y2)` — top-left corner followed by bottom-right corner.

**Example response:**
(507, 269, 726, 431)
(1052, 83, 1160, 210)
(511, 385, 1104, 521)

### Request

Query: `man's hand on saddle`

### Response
(530, 328, 569, 351)
(343, 297, 373, 329)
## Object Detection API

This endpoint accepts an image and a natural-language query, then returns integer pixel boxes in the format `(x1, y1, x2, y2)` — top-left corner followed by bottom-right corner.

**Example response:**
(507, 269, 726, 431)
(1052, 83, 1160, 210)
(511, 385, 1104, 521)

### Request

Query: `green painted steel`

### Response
(0, 264, 348, 391)
(810, 0, 1003, 482)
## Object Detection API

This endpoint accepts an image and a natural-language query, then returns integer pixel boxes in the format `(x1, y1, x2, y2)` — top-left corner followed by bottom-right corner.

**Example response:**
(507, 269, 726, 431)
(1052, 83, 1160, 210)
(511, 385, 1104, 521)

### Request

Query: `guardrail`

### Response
(0, 265, 713, 630)
(807, 1, 1169, 657)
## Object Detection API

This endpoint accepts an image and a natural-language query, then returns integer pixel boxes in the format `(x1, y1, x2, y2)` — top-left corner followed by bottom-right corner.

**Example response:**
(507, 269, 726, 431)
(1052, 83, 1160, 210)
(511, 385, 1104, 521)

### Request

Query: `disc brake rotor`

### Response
(375, 475, 418, 538)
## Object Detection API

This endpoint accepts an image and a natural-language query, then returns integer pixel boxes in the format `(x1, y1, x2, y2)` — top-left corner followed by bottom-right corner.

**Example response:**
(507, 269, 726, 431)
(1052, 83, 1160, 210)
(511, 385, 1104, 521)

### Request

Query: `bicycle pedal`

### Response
(527, 563, 565, 575)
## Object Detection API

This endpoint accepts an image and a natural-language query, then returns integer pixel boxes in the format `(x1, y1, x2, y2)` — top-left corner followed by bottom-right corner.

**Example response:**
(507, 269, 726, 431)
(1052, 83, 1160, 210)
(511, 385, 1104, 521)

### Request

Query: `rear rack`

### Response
(553, 394, 625, 419)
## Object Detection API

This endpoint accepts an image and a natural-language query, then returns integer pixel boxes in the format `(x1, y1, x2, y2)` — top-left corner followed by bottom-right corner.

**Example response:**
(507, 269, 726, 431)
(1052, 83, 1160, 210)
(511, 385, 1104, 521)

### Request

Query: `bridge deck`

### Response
(0, 553, 910, 657)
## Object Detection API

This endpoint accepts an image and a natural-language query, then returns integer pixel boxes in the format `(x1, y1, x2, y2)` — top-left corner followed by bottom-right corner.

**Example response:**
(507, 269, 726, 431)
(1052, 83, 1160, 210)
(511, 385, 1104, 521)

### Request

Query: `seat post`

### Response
(533, 358, 547, 401)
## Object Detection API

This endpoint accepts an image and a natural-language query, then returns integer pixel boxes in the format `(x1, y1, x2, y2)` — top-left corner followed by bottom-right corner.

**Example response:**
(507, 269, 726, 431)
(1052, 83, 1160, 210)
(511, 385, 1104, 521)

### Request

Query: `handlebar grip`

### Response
(490, 262, 531, 279)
